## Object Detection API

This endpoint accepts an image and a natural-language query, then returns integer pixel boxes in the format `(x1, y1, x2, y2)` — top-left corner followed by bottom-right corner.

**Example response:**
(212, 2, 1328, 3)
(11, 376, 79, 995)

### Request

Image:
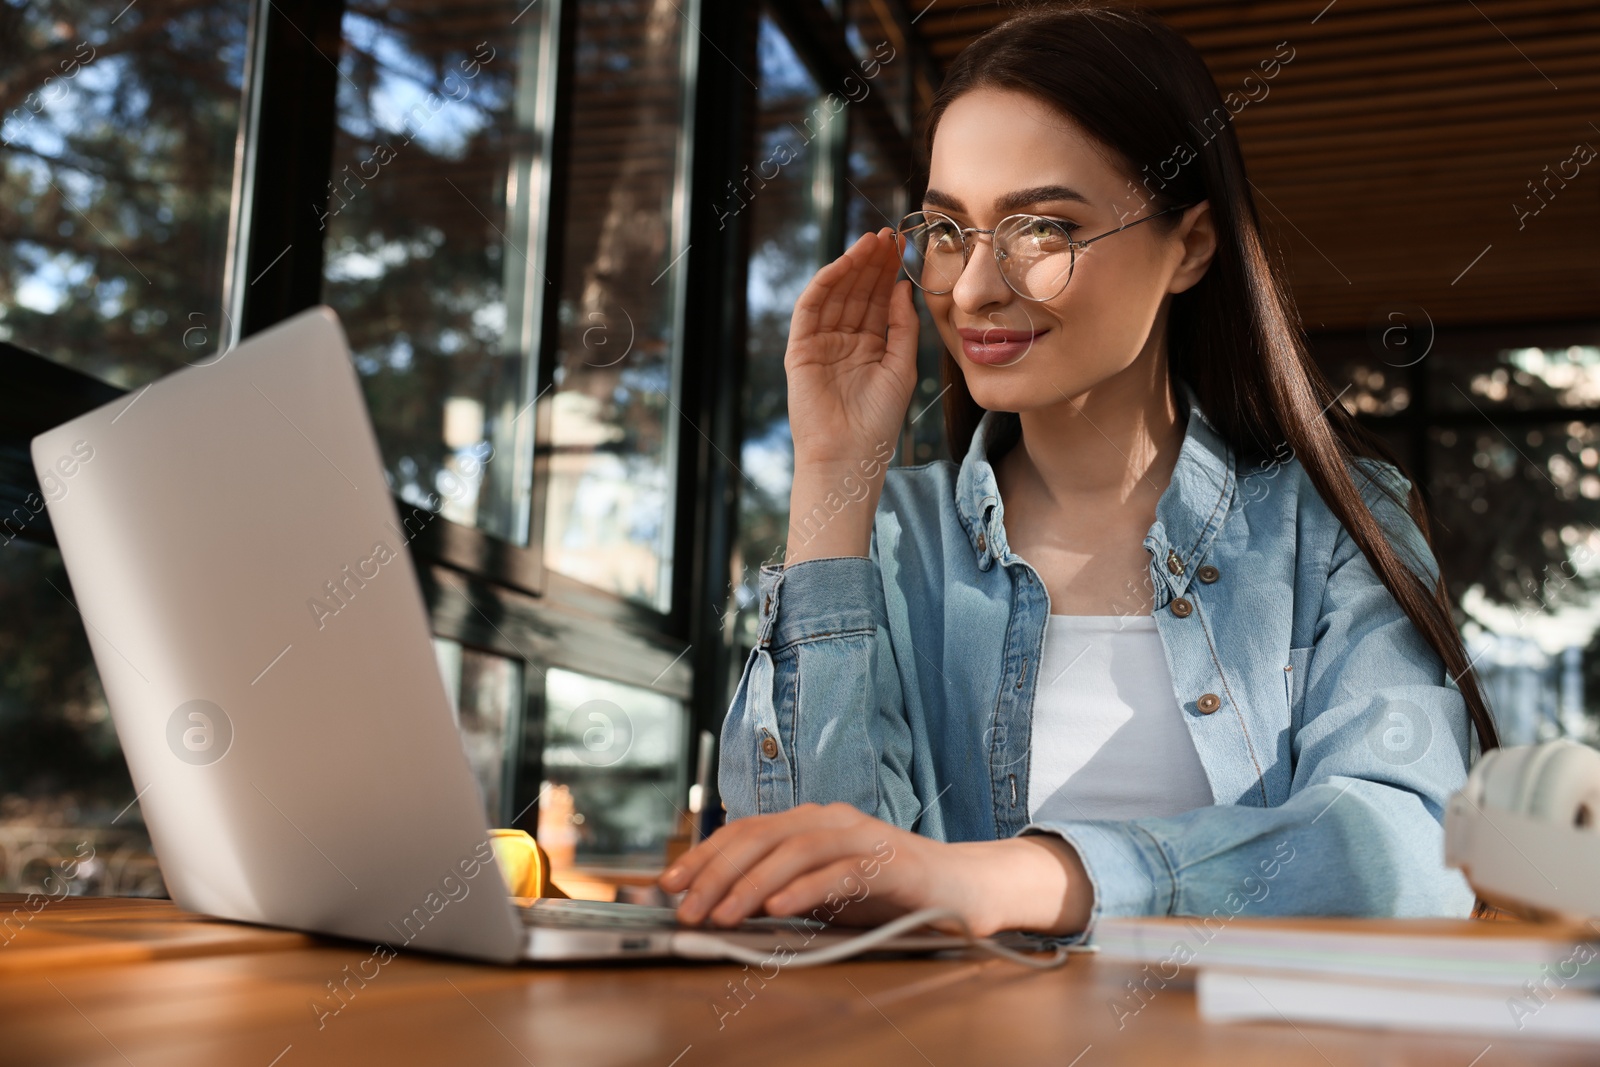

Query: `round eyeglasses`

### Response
(895, 202, 1194, 303)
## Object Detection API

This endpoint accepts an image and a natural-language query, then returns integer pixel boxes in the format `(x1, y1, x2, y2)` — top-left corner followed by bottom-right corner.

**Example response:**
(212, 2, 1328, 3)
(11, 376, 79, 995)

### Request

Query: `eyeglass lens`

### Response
(898, 212, 1077, 301)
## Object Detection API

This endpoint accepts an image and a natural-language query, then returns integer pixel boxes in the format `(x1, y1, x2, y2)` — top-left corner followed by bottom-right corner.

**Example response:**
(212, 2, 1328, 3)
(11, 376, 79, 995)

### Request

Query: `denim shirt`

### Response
(718, 380, 1477, 940)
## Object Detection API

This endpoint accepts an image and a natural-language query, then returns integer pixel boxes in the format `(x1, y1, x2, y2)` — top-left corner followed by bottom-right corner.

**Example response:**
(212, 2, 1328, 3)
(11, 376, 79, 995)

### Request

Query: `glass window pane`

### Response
(535, 667, 689, 885)
(1324, 356, 1413, 417)
(913, 61, 936, 120)
(0, 1, 251, 384)
(843, 0, 909, 135)
(433, 638, 524, 826)
(907, 291, 951, 462)
(845, 123, 903, 243)
(326, 5, 542, 544)
(0, 542, 163, 897)
(0, 1, 251, 900)
(1437, 344, 1600, 413)
(844, 123, 945, 464)
(1429, 422, 1600, 745)
(734, 12, 833, 649)
(539, 1, 689, 612)
(1307, 331, 1419, 417)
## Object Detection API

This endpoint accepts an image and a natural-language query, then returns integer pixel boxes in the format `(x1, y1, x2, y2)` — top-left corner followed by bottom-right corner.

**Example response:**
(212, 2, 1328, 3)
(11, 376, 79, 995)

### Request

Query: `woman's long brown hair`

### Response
(924, 2, 1500, 757)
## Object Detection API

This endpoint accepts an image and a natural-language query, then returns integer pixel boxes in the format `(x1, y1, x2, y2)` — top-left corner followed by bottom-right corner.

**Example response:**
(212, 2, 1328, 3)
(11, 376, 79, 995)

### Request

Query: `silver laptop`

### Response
(30, 305, 964, 964)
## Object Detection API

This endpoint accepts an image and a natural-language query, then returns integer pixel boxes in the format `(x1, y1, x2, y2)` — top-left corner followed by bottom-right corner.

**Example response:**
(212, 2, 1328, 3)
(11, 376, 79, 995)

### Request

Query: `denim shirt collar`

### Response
(953, 378, 1237, 599)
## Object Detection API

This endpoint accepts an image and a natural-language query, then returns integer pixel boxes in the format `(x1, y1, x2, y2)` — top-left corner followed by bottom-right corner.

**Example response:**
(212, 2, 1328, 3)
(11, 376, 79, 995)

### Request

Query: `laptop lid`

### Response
(31, 306, 523, 962)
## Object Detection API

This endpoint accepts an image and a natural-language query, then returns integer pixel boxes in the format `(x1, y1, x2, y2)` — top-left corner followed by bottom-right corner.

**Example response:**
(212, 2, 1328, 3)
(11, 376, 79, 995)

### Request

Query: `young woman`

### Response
(659, 3, 1499, 940)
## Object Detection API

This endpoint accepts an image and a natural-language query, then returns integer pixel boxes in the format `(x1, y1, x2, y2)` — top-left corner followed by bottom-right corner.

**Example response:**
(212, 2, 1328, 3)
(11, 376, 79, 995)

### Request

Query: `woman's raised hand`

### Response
(785, 228, 920, 475)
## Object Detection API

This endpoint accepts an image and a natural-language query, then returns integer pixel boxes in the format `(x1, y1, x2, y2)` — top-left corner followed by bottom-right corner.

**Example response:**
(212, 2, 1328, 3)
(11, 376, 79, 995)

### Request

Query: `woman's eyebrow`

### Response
(922, 184, 1094, 214)
(998, 185, 1094, 212)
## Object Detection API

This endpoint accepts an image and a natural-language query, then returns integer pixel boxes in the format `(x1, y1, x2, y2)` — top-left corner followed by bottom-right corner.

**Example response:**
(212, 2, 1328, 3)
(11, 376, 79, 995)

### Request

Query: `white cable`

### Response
(669, 907, 1093, 970)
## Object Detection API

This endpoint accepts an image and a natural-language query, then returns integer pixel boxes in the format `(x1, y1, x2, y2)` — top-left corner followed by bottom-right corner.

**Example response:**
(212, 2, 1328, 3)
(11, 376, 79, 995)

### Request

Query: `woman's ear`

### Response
(1168, 199, 1217, 295)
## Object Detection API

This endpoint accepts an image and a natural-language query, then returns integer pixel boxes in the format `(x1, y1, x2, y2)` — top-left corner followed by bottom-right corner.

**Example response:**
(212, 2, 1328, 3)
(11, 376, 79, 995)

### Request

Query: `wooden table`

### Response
(0, 895, 1593, 1066)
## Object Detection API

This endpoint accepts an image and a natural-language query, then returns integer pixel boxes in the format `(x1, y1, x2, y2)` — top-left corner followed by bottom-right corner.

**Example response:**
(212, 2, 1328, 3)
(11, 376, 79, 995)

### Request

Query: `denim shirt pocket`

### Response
(1285, 645, 1313, 732)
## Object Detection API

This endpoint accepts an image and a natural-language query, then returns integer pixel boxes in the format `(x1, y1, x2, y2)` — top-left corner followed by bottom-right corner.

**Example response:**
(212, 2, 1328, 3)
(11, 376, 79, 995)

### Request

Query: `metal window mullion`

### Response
(655, 0, 705, 622)
(230, 0, 345, 341)
(509, 0, 571, 580)
(679, 0, 759, 815)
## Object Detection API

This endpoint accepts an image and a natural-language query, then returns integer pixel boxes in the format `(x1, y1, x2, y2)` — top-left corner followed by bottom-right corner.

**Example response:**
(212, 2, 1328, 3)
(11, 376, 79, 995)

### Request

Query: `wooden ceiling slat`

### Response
(1191, 14, 1600, 74)
(1247, 159, 1595, 198)
(1237, 99, 1595, 144)
(1238, 114, 1597, 165)
(919, 0, 1593, 55)
(1170, 1, 1594, 54)
(1208, 43, 1599, 107)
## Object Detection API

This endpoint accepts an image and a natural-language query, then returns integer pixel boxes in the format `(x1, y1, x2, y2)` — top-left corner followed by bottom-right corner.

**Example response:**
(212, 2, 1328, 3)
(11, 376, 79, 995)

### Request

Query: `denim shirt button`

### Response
(1197, 693, 1221, 714)
(1197, 564, 1220, 583)
(1166, 549, 1184, 575)
(1170, 596, 1193, 618)
(977, 531, 987, 554)
(760, 733, 779, 759)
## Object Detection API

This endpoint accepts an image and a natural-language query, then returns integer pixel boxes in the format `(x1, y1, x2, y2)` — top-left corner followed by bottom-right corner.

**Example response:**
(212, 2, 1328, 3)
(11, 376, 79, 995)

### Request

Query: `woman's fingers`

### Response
(667, 805, 875, 926)
(705, 826, 874, 926)
(659, 831, 728, 893)
(790, 231, 908, 365)
(787, 267, 831, 344)
(882, 277, 920, 380)
(763, 855, 890, 923)
(790, 239, 859, 342)
(817, 230, 889, 333)
(675, 849, 765, 926)
(667, 809, 821, 924)
(661, 811, 783, 890)
(812, 231, 876, 334)
(860, 230, 904, 341)
(831, 229, 892, 335)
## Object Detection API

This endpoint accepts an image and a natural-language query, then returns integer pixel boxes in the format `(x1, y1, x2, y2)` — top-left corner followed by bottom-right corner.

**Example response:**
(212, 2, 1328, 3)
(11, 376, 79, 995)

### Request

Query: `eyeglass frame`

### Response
(895, 201, 1197, 302)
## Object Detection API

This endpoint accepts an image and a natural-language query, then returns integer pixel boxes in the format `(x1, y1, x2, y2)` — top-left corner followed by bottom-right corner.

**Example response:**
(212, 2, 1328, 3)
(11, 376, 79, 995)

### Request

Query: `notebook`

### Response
(1197, 969, 1600, 1041)
(1093, 915, 1600, 989)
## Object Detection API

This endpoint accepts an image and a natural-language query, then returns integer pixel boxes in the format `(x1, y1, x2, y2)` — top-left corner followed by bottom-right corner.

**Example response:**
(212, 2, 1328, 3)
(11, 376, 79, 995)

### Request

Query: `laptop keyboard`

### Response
(518, 899, 682, 929)
(518, 898, 826, 933)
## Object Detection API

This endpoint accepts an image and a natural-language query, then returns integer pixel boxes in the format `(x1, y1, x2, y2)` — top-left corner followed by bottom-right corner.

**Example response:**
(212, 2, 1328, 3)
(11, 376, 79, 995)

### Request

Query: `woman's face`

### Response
(921, 87, 1213, 413)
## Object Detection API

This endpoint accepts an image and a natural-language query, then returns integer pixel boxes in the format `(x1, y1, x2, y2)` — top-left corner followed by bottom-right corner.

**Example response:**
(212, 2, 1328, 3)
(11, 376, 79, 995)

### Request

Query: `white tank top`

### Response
(1026, 613, 1214, 822)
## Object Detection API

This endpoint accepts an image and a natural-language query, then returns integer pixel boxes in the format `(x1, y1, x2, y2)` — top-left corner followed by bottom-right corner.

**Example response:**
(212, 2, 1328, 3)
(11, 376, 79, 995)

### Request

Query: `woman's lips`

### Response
(957, 327, 1048, 365)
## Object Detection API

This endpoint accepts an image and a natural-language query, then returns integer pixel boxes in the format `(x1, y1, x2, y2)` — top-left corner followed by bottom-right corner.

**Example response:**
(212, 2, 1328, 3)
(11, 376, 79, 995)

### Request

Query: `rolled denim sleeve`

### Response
(717, 552, 921, 827)
(1022, 461, 1477, 942)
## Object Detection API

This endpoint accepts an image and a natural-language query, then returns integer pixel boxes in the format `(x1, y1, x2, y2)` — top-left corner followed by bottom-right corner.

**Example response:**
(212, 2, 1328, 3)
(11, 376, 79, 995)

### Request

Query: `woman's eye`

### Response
(1026, 219, 1074, 246)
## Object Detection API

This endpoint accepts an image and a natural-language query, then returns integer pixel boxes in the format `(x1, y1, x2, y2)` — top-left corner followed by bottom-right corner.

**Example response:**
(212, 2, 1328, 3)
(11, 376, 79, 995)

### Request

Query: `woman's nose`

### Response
(950, 233, 1014, 313)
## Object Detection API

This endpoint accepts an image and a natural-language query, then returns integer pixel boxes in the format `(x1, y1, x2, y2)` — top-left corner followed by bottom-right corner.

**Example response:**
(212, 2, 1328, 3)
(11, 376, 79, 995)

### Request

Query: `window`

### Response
(1316, 325, 1600, 746)
(539, 0, 692, 613)
(321, 0, 709, 881)
(434, 638, 525, 826)
(844, 0, 911, 136)
(731, 5, 931, 654)
(0, 0, 254, 898)
(734, 11, 838, 649)
(326, 3, 543, 546)
(535, 667, 689, 889)
(843, 91, 947, 467)
(0, 0, 251, 381)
